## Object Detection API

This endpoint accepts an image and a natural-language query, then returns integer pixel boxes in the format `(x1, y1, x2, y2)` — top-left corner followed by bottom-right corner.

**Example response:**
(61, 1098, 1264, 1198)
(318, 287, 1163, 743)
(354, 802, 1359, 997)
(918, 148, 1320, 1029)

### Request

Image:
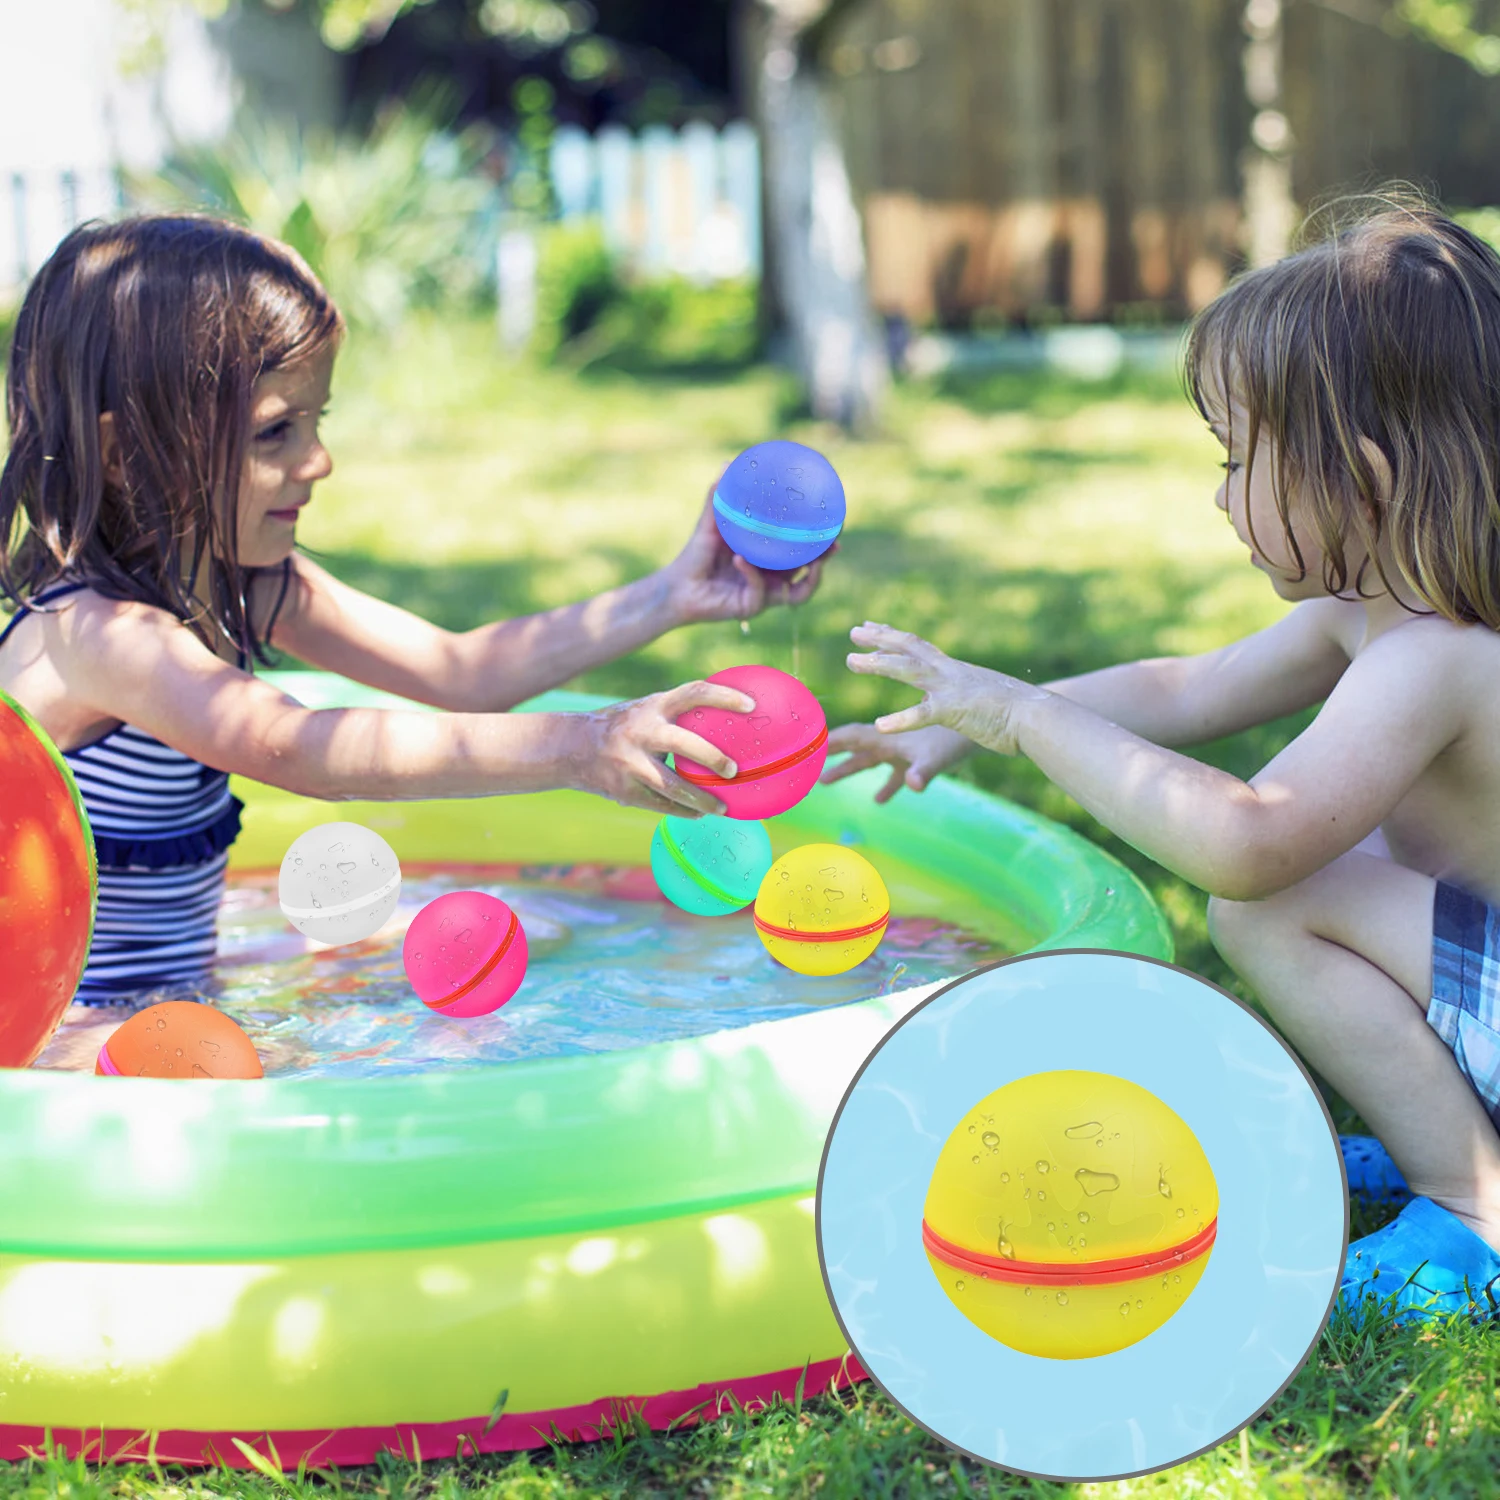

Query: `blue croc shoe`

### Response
(1341, 1196, 1500, 1325)
(1340, 1134, 1411, 1202)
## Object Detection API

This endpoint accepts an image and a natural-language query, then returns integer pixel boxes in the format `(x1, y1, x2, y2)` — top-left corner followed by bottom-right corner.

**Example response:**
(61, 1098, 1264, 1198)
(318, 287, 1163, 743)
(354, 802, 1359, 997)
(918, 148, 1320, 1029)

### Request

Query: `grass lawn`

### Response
(2, 314, 1497, 1498)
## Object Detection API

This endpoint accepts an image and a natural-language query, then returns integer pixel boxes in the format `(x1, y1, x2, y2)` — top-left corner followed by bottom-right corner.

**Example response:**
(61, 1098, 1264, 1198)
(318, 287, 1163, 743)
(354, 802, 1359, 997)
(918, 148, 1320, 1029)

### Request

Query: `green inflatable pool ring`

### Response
(0, 673, 1171, 1470)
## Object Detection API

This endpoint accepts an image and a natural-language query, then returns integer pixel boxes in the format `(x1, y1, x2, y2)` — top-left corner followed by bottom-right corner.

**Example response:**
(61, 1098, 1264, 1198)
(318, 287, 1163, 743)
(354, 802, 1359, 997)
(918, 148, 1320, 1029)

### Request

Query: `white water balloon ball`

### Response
(279, 821, 402, 945)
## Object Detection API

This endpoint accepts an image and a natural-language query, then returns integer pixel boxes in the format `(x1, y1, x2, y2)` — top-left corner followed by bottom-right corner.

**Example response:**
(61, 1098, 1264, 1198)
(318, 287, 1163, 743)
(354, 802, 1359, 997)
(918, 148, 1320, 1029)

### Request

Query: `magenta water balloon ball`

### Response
(403, 890, 529, 1018)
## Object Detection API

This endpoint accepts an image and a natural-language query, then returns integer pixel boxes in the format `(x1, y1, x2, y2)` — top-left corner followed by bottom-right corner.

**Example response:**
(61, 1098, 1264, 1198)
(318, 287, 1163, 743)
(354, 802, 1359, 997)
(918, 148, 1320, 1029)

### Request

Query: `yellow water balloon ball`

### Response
(922, 1070, 1218, 1360)
(752, 843, 890, 976)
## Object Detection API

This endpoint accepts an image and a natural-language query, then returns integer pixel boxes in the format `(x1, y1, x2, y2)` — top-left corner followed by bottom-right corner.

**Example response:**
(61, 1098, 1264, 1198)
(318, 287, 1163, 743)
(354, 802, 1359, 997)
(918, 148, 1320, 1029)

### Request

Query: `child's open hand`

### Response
(573, 679, 757, 818)
(661, 479, 837, 625)
(845, 622, 1048, 756)
(819, 722, 974, 803)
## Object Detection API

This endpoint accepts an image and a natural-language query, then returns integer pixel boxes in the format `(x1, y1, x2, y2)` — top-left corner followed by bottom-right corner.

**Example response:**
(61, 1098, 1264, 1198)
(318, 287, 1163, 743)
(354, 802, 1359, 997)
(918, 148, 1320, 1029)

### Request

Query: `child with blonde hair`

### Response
(0, 214, 830, 1003)
(823, 192, 1500, 1323)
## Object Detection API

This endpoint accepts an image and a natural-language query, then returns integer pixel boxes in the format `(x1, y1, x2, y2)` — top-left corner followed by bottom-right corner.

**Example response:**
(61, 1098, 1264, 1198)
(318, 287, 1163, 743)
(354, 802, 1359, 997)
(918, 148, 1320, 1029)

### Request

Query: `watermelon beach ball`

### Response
(404, 890, 529, 1018)
(96, 1000, 264, 1080)
(672, 665, 828, 821)
(922, 1070, 1219, 1360)
(753, 843, 890, 976)
(713, 440, 846, 571)
(650, 814, 774, 915)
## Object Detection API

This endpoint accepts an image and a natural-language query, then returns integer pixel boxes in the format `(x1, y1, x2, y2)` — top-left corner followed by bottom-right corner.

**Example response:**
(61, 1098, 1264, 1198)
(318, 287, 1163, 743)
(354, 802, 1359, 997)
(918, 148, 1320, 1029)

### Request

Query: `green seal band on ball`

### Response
(660, 821, 744, 908)
(713, 490, 842, 544)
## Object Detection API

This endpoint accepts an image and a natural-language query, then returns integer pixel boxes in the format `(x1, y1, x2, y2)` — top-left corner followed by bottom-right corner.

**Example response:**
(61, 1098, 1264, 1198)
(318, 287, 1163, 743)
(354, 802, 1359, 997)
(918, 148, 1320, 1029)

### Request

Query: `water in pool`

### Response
(35, 865, 1010, 1078)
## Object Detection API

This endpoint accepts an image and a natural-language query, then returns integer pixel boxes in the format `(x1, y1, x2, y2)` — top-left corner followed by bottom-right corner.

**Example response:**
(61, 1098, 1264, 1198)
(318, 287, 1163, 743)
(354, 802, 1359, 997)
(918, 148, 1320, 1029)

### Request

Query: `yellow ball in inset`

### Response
(922, 1070, 1218, 1360)
(752, 843, 890, 976)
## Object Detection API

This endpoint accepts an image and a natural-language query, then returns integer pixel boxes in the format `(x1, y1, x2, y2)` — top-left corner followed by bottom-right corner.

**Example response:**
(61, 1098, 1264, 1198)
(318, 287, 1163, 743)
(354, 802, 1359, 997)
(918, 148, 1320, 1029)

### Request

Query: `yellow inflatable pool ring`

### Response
(0, 676, 1172, 1469)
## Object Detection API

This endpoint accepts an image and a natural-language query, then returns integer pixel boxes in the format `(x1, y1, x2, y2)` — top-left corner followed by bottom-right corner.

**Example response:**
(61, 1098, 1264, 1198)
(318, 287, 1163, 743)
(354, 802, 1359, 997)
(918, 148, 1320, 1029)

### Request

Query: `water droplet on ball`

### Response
(1075, 1168, 1120, 1196)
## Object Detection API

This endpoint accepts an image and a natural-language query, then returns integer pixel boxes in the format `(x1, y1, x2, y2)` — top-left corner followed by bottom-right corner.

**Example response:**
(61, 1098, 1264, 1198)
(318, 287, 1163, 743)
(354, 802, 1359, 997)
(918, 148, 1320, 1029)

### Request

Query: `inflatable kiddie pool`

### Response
(0, 674, 1172, 1471)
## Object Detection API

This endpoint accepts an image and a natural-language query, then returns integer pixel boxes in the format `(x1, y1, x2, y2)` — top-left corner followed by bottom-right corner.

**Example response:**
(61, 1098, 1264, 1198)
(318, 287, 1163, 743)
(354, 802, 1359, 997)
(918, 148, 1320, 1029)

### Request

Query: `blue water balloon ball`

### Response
(650, 814, 775, 916)
(713, 440, 846, 571)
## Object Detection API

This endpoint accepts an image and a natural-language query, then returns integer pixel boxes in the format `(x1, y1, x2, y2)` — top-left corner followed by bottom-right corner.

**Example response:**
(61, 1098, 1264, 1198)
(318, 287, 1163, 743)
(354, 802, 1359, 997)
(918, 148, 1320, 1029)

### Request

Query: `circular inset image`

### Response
(816, 950, 1346, 1482)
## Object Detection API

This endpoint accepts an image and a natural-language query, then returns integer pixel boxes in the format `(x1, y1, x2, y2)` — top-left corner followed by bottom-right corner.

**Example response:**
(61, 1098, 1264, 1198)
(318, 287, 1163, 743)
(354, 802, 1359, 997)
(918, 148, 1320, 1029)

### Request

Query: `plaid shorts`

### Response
(1428, 880, 1500, 1127)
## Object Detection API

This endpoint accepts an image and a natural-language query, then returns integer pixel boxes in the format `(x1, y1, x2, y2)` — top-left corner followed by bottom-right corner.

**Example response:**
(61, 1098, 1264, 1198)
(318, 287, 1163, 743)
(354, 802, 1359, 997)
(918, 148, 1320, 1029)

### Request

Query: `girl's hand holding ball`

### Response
(661, 471, 839, 627)
(572, 679, 758, 819)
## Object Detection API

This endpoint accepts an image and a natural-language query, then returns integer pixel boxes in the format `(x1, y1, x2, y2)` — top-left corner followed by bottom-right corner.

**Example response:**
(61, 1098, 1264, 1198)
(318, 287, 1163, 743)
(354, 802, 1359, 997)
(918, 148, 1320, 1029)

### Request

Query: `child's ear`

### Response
(98, 411, 125, 489)
(1356, 435, 1393, 508)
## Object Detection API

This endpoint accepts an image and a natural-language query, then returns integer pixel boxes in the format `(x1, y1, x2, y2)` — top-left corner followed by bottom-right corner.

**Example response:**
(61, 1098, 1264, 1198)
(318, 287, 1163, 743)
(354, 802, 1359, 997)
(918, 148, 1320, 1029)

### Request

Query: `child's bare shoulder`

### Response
(0, 587, 221, 750)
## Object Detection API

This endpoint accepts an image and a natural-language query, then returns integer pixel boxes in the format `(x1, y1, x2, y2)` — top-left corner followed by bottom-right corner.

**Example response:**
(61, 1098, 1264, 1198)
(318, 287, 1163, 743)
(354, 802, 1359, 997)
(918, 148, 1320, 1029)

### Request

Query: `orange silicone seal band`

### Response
(921, 1216, 1218, 1288)
(753, 911, 890, 944)
(432, 906, 521, 1012)
(677, 725, 829, 787)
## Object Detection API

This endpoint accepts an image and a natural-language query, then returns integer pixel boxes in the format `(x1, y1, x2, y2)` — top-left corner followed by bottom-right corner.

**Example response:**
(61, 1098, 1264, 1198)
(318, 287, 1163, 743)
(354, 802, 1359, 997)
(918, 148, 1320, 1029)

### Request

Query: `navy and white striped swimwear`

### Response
(0, 583, 244, 1004)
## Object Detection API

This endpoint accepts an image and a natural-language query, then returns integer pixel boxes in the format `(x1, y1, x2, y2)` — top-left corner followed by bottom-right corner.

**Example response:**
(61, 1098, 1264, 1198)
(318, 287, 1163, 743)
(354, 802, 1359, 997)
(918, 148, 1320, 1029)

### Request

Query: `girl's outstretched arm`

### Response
(848, 618, 1468, 900)
(53, 594, 754, 817)
(271, 490, 833, 712)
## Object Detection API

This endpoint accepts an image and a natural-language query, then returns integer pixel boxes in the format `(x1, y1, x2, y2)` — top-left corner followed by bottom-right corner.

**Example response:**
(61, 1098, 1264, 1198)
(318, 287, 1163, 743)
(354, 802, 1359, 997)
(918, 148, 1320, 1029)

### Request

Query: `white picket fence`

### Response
(0, 123, 761, 305)
(550, 120, 761, 282)
(0, 165, 122, 294)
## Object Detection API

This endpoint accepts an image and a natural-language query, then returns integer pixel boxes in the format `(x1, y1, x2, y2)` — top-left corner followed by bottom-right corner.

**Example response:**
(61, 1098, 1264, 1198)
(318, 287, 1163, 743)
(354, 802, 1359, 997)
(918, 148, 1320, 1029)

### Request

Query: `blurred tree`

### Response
(1390, 0, 1500, 71)
(738, 0, 885, 432)
(1304, 0, 1500, 72)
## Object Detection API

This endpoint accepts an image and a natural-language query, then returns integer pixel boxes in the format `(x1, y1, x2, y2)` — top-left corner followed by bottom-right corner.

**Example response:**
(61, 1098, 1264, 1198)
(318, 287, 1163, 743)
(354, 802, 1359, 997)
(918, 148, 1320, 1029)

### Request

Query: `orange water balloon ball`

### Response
(96, 1001, 264, 1080)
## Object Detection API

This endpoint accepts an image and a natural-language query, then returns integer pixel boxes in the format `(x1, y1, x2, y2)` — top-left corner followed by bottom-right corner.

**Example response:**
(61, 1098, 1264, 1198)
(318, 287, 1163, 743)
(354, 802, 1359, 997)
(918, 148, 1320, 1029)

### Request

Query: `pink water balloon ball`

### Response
(403, 890, 529, 1018)
(672, 664, 828, 821)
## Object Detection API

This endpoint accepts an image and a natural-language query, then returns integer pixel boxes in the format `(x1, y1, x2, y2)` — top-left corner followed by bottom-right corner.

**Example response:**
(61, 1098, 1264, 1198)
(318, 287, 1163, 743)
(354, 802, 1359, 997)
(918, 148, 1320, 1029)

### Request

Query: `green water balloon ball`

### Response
(650, 815, 774, 916)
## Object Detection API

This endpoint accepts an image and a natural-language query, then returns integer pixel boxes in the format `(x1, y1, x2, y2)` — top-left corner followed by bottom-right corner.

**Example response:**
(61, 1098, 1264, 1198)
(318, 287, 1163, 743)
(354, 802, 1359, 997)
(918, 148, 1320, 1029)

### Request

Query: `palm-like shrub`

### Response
(134, 91, 502, 331)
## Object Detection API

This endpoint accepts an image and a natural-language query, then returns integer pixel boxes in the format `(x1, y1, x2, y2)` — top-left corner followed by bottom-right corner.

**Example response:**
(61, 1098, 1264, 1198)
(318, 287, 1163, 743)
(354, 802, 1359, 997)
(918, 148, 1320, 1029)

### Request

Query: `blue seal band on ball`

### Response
(713, 490, 843, 545)
(660, 820, 744, 908)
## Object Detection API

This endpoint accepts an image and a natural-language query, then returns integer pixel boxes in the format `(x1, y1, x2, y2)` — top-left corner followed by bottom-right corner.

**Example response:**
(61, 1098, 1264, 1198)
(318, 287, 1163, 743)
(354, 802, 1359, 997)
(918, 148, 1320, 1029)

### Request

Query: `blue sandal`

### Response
(1340, 1134, 1411, 1202)
(1340, 1196, 1500, 1325)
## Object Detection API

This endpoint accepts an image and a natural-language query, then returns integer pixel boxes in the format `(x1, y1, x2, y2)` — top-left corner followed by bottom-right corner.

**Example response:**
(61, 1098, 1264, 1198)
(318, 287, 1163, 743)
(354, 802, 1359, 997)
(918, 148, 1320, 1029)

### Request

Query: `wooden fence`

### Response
(830, 0, 1500, 327)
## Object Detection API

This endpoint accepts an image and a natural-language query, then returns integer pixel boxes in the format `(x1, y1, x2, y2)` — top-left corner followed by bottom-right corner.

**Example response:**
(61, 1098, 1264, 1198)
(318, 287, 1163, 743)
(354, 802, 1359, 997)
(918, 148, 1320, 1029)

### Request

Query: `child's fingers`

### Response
(873, 766, 908, 804)
(735, 554, 768, 603)
(663, 727, 739, 780)
(818, 750, 874, 785)
(649, 760, 728, 817)
(846, 649, 924, 686)
(826, 721, 881, 751)
(661, 680, 758, 718)
(876, 704, 930, 734)
(850, 621, 943, 662)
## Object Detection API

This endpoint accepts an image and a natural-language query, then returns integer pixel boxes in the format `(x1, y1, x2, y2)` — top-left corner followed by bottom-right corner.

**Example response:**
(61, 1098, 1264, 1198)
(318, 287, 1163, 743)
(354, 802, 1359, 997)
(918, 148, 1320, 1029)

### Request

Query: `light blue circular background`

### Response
(817, 951, 1347, 1481)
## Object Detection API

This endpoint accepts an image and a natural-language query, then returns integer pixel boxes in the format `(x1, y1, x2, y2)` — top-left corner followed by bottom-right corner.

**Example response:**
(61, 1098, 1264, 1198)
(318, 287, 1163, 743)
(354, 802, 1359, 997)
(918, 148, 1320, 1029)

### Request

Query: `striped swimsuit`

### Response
(0, 583, 243, 1004)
